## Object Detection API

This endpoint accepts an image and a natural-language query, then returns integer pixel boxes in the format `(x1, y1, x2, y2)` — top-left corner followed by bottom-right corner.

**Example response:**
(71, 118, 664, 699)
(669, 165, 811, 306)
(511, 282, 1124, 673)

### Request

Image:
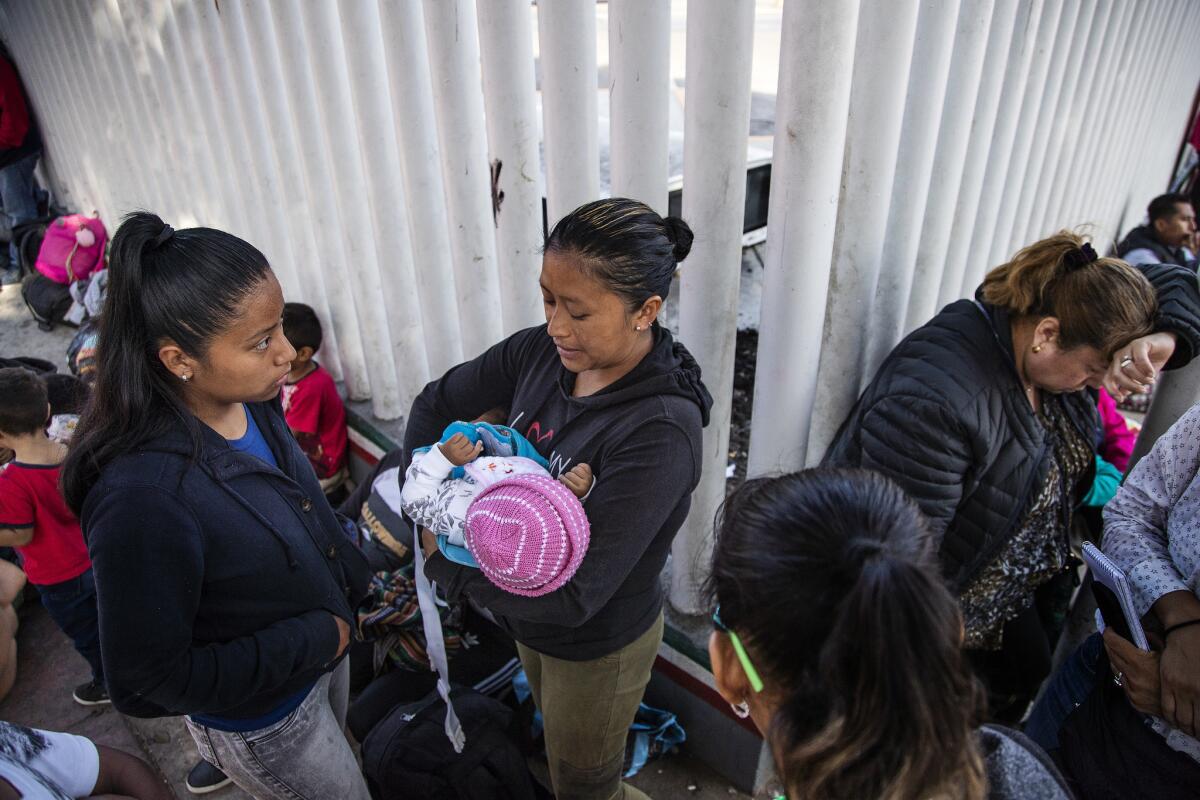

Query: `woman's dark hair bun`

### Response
(664, 216, 694, 262)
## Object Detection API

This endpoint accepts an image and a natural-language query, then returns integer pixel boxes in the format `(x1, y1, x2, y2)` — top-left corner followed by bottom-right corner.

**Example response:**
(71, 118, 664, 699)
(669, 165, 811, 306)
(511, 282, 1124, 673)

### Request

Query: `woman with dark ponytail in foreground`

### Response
(62, 213, 370, 799)
(706, 469, 1072, 800)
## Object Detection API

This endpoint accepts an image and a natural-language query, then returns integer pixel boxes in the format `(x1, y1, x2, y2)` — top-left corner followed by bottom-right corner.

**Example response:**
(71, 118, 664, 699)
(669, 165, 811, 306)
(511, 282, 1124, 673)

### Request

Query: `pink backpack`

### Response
(35, 214, 107, 284)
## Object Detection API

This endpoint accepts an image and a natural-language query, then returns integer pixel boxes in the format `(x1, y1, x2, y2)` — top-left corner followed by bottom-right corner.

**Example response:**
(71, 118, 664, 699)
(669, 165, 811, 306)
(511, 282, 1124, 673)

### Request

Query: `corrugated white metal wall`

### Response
(2, 1, 1198, 612)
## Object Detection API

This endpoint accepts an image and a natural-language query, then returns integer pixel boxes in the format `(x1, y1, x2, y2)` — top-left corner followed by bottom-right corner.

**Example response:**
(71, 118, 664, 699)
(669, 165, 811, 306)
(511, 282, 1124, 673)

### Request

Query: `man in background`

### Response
(1117, 192, 1197, 268)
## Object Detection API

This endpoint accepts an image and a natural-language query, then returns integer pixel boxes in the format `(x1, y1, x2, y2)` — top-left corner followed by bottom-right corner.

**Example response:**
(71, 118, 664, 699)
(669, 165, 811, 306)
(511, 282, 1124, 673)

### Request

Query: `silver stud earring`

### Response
(731, 701, 750, 719)
(180, 373, 190, 383)
(635, 325, 643, 331)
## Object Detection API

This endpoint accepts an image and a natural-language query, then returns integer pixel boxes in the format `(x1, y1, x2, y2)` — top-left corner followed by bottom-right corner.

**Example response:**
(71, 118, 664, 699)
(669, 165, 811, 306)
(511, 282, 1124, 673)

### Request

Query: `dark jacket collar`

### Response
(135, 400, 297, 480)
(1119, 225, 1188, 265)
(969, 295, 1098, 444)
(969, 294, 1021, 379)
(131, 400, 304, 568)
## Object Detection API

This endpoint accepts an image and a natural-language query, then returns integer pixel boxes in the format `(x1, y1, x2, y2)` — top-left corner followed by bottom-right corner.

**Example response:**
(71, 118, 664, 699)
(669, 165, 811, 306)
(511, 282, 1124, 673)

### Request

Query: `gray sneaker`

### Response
(186, 760, 232, 794)
(72, 679, 110, 706)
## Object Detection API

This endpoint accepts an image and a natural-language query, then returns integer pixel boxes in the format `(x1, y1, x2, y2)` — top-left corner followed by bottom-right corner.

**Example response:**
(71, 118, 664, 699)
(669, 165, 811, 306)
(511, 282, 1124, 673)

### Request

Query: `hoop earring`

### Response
(731, 701, 750, 719)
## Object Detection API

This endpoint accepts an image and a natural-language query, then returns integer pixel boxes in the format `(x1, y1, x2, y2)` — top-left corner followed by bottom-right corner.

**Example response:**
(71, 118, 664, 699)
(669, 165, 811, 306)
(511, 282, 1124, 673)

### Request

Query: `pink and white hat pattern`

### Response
(464, 473, 590, 597)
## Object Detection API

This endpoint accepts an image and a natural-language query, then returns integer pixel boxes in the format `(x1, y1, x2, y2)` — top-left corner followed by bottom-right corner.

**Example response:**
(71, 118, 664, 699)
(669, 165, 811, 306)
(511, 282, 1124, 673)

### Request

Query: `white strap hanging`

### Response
(412, 525, 466, 753)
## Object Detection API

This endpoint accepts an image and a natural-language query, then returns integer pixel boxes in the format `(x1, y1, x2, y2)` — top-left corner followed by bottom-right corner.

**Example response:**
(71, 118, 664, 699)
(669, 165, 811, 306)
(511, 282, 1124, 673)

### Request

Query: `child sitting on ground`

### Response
(402, 420, 593, 596)
(0, 720, 172, 799)
(0, 368, 106, 706)
(281, 303, 348, 492)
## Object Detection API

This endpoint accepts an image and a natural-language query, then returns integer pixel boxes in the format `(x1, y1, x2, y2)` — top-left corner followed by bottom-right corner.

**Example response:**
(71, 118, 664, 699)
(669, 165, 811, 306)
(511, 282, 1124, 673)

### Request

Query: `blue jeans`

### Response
(1024, 632, 1104, 752)
(185, 659, 369, 800)
(36, 567, 104, 684)
(0, 151, 39, 268)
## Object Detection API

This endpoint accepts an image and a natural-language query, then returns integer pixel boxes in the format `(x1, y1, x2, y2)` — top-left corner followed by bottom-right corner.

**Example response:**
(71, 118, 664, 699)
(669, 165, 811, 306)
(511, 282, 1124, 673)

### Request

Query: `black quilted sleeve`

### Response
(1140, 262, 1200, 370)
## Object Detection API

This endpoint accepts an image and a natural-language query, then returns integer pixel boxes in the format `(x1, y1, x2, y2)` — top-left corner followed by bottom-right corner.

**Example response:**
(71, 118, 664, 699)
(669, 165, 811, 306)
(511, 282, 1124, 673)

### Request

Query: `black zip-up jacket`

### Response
(1117, 225, 1193, 268)
(407, 324, 712, 661)
(82, 400, 370, 719)
(824, 262, 1200, 591)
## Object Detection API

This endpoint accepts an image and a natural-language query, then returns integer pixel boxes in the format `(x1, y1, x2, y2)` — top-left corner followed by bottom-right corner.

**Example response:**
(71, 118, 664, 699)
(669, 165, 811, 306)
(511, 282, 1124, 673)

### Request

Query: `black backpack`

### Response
(362, 687, 540, 800)
(20, 272, 71, 331)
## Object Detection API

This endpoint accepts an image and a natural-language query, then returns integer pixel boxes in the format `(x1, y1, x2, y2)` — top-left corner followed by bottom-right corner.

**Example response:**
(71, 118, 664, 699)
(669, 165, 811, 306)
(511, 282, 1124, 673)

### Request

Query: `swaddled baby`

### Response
(401, 421, 592, 596)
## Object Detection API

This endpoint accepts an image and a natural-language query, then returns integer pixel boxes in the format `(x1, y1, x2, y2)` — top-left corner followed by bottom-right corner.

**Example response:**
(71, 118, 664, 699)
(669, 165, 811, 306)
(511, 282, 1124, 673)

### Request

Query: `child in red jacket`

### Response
(0, 368, 106, 705)
(281, 303, 348, 490)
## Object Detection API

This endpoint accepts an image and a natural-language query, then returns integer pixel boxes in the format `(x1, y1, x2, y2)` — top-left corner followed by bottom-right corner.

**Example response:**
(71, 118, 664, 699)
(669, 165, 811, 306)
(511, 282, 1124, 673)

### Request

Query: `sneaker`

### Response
(71, 679, 110, 706)
(186, 760, 232, 795)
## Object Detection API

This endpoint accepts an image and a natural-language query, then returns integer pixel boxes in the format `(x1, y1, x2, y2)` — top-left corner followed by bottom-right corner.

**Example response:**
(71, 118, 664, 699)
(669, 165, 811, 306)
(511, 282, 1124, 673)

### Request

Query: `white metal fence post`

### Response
(865, 0, 963, 379)
(671, 0, 756, 615)
(422, 0, 505, 360)
(338, 0, 431, 408)
(905, 0, 1006, 331)
(941, 0, 1046, 304)
(477, 0, 547, 335)
(747, 1, 861, 476)
(805, 0, 922, 463)
(607, 0, 671, 215)
(378, 0, 464, 378)
(537, 0, 600, 224)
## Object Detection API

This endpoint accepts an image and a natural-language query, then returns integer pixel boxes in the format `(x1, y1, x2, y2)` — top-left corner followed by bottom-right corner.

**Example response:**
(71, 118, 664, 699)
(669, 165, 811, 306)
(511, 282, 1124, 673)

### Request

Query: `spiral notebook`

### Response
(1083, 540, 1150, 651)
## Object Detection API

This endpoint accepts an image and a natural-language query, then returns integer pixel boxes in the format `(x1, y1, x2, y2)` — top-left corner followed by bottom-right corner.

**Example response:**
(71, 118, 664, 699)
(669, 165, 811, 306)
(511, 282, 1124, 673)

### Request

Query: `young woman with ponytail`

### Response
(825, 230, 1200, 719)
(61, 213, 370, 799)
(706, 469, 1071, 800)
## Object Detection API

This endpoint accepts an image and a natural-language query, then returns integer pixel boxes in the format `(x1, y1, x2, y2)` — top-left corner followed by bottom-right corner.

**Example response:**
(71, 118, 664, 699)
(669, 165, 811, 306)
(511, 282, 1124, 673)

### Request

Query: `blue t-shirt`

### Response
(190, 406, 313, 733)
(226, 406, 278, 469)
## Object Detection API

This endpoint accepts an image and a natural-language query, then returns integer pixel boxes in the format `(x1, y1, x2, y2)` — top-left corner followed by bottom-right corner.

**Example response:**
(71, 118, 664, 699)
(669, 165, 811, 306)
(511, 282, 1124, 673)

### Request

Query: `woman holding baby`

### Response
(404, 198, 712, 800)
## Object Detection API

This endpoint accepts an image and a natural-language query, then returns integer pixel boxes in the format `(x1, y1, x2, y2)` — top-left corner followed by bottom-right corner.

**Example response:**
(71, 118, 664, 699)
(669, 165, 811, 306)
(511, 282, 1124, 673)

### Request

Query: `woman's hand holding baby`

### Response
(559, 463, 594, 499)
(440, 433, 483, 466)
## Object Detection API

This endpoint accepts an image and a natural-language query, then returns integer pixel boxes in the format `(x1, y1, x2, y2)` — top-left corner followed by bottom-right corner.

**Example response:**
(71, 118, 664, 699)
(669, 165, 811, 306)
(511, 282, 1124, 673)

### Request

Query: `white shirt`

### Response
(0, 722, 100, 799)
(1104, 401, 1200, 761)
(1104, 402, 1200, 617)
(1122, 245, 1195, 267)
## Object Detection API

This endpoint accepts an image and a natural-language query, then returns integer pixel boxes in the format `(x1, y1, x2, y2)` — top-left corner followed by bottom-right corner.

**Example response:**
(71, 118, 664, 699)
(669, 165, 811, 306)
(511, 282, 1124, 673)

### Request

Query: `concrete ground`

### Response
(0, 280, 75, 366)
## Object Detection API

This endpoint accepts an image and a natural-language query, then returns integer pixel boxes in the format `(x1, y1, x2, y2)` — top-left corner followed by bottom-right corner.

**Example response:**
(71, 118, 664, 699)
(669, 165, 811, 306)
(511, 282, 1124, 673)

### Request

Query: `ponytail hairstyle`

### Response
(543, 198, 693, 311)
(705, 470, 985, 800)
(981, 230, 1156, 358)
(61, 212, 272, 515)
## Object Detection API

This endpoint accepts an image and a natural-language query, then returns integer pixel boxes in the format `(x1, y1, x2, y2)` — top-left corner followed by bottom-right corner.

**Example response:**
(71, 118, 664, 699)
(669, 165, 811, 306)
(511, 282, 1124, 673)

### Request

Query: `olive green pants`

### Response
(517, 612, 664, 800)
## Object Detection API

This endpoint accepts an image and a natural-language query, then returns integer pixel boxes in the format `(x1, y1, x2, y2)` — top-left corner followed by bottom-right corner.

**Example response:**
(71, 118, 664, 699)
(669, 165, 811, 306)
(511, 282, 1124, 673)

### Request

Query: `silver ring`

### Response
(1120, 355, 1134, 368)
(1114, 671, 1125, 688)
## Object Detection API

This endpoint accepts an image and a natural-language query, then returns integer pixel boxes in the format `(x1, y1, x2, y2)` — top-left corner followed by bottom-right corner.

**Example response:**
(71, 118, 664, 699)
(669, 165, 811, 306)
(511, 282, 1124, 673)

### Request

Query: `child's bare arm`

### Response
(559, 463, 594, 499)
(93, 744, 174, 800)
(439, 433, 484, 466)
(0, 528, 32, 548)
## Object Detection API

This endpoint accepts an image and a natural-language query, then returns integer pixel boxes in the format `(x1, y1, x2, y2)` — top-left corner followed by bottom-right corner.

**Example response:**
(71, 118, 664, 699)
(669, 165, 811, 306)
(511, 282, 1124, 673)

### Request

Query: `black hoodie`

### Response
(81, 400, 370, 719)
(407, 323, 712, 660)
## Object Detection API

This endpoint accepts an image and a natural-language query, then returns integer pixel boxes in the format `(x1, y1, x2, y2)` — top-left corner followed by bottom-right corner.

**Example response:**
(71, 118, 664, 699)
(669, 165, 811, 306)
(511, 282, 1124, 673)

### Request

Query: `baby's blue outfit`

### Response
(409, 422, 550, 566)
(412, 421, 549, 478)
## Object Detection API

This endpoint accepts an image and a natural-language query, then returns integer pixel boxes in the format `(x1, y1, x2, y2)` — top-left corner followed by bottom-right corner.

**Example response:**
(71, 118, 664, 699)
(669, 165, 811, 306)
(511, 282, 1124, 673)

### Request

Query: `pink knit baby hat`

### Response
(464, 473, 590, 597)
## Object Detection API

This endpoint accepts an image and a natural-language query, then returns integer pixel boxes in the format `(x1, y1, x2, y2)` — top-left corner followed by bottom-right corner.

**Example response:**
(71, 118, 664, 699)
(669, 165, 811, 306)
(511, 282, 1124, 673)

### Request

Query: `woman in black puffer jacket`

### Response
(825, 230, 1200, 719)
